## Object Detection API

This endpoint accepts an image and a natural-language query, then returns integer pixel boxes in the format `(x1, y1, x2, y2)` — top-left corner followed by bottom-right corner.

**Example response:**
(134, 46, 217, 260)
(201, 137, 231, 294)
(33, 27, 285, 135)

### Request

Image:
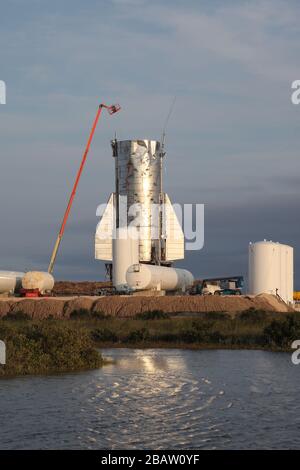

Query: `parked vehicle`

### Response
(190, 276, 244, 296)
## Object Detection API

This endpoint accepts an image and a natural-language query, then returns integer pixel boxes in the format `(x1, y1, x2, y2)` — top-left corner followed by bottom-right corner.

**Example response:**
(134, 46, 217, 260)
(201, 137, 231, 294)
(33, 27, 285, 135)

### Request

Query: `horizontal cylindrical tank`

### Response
(248, 240, 294, 304)
(22, 272, 55, 295)
(113, 227, 139, 291)
(126, 264, 194, 292)
(0, 271, 24, 295)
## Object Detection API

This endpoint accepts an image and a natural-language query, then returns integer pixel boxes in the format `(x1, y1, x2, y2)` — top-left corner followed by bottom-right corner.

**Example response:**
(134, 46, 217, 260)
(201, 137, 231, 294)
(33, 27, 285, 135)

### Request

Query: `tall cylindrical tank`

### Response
(112, 139, 162, 262)
(22, 272, 55, 295)
(248, 240, 294, 304)
(113, 227, 139, 291)
(0, 271, 24, 295)
(285, 243, 294, 304)
(126, 264, 194, 292)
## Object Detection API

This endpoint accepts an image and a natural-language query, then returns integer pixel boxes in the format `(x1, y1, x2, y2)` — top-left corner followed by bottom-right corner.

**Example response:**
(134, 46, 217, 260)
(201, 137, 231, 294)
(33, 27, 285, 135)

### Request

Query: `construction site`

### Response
(0, 103, 298, 318)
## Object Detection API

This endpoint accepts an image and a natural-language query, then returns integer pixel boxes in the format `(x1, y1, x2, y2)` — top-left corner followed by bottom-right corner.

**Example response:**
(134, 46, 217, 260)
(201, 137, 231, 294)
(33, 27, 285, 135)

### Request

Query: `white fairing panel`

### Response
(164, 194, 184, 261)
(95, 193, 114, 261)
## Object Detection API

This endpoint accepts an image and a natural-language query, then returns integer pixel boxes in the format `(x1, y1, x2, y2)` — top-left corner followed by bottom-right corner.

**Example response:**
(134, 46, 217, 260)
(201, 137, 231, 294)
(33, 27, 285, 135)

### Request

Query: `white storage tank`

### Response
(126, 264, 194, 292)
(22, 272, 55, 295)
(248, 240, 294, 304)
(113, 227, 139, 291)
(0, 271, 24, 295)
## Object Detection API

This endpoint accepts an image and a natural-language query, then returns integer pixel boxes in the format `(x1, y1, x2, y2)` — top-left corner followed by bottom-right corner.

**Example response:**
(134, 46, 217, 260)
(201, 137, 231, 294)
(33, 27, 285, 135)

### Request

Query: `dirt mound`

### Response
(0, 301, 11, 317)
(9, 299, 67, 319)
(63, 297, 97, 316)
(255, 293, 294, 312)
(53, 281, 112, 296)
(90, 293, 293, 317)
(0, 293, 294, 319)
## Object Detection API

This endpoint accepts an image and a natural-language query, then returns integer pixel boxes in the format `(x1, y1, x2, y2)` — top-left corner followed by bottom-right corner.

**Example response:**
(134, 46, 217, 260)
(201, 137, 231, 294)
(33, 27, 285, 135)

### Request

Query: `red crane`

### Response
(48, 103, 121, 274)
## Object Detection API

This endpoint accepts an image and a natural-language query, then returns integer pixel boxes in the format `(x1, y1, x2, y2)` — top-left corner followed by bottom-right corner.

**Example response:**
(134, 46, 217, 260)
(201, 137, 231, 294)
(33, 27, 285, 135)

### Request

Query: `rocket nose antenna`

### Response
(161, 96, 176, 149)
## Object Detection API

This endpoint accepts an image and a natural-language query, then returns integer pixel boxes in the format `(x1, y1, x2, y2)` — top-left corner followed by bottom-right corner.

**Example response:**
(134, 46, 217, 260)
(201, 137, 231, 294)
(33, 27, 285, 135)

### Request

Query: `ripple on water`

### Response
(0, 349, 298, 449)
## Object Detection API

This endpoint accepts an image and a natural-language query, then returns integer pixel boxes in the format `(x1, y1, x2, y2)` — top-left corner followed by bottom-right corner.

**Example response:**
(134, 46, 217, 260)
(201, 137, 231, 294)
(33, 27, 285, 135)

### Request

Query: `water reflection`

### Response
(107, 348, 188, 373)
(0, 349, 299, 449)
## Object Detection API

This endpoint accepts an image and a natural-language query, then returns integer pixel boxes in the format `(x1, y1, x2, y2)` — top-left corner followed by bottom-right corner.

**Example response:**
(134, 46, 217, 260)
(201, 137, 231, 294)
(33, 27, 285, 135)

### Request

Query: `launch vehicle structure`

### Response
(95, 139, 194, 293)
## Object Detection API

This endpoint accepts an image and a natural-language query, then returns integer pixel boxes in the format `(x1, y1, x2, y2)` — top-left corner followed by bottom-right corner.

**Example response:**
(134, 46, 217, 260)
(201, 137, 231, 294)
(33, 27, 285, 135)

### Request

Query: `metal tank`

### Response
(0, 271, 24, 295)
(112, 227, 139, 291)
(112, 139, 162, 263)
(126, 264, 194, 292)
(248, 240, 294, 304)
(22, 272, 55, 295)
(280, 243, 294, 304)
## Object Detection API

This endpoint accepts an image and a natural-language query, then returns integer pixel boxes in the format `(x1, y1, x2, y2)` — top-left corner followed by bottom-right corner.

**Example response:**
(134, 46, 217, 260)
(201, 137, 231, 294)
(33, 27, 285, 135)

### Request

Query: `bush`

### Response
(201, 312, 230, 321)
(263, 314, 300, 348)
(238, 308, 269, 323)
(126, 328, 150, 342)
(3, 311, 30, 321)
(0, 322, 103, 377)
(206, 330, 225, 343)
(92, 311, 108, 320)
(70, 309, 92, 320)
(70, 309, 108, 320)
(181, 329, 202, 343)
(91, 328, 118, 343)
(136, 310, 170, 320)
(155, 332, 178, 342)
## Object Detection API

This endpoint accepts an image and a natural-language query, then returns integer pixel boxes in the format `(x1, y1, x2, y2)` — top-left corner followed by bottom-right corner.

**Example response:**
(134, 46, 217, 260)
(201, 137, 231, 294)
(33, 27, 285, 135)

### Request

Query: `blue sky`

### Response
(0, 0, 300, 286)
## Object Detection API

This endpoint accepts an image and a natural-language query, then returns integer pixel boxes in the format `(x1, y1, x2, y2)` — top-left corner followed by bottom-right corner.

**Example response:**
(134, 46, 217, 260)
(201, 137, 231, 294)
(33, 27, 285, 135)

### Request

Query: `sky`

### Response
(0, 0, 300, 287)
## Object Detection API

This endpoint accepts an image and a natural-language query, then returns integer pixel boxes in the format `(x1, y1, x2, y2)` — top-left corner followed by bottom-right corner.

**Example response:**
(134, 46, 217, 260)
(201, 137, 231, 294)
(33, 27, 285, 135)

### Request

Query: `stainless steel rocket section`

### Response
(95, 139, 184, 267)
(113, 140, 162, 262)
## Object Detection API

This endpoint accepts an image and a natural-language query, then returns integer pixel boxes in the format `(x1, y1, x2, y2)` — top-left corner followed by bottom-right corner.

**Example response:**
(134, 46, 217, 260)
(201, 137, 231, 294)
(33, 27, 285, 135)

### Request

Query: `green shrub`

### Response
(91, 328, 118, 342)
(70, 309, 109, 320)
(201, 312, 230, 321)
(3, 311, 30, 321)
(238, 308, 269, 323)
(263, 314, 300, 348)
(0, 322, 103, 377)
(154, 332, 178, 342)
(126, 328, 150, 342)
(70, 309, 92, 320)
(136, 310, 170, 320)
(92, 311, 108, 320)
(181, 329, 202, 343)
(206, 330, 225, 343)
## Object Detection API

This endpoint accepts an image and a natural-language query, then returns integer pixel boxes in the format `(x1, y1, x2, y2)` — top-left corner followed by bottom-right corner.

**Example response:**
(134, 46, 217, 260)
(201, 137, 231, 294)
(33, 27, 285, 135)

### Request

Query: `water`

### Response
(0, 349, 299, 449)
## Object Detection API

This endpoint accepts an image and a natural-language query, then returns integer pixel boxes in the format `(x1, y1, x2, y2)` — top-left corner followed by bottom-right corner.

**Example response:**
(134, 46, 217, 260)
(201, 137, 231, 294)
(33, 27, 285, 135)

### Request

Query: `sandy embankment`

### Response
(0, 293, 293, 319)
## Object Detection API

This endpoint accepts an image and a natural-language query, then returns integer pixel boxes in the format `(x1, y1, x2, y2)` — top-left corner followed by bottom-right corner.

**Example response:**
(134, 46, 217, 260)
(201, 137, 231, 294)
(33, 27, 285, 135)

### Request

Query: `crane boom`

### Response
(48, 103, 121, 274)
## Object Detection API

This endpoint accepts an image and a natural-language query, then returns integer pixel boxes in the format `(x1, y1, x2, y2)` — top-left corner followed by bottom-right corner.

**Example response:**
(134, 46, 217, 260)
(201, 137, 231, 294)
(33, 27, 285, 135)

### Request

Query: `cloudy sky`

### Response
(0, 0, 299, 287)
